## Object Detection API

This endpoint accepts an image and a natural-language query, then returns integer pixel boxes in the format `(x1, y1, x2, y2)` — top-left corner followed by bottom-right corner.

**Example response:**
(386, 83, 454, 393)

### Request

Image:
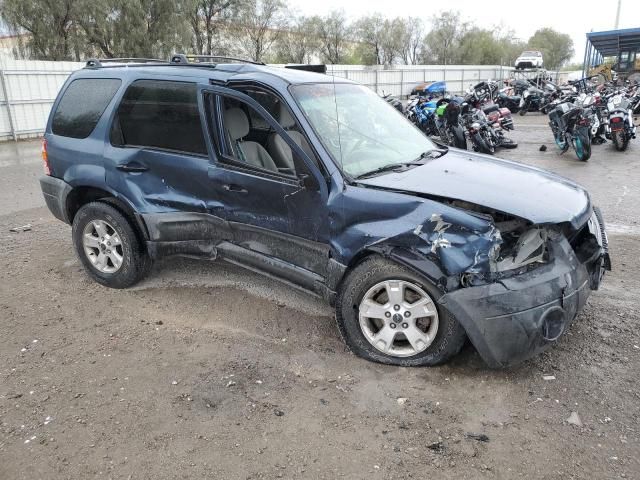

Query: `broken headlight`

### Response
(491, 227, 548, 272)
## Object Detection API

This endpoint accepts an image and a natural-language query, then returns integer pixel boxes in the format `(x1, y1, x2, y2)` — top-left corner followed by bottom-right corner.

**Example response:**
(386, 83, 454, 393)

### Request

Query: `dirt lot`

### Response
(1, 115, 639, 479)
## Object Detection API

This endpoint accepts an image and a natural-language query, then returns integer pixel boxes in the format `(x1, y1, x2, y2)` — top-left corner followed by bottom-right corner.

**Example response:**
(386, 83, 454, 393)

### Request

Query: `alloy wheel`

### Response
(358, 280, 439, 357)
(82, 220, 124, 274)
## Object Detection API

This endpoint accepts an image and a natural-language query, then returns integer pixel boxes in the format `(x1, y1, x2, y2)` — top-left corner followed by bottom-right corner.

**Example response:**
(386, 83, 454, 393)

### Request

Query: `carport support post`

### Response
(0, 66, 17, 142)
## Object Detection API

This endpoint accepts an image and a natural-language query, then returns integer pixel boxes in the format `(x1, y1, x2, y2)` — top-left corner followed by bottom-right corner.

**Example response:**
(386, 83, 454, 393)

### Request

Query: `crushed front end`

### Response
(430, 206, 611, 367)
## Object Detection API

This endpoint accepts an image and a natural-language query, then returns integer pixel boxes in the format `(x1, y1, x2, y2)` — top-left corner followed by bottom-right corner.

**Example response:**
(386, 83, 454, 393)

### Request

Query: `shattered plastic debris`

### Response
(465, 432, 490, 442)
(10, 224, 32, 233)
(396, 397, 408, 405)
(566, 411, 583, 427)
(542, 375, 556, 381)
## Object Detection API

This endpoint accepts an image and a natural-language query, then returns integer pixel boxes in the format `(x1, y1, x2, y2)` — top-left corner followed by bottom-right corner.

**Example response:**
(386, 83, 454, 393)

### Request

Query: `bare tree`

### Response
(313, 10, 351, 64)
(396, 17, 423, 65)
(235, 0, 286, 62)
(273, 15, 319, 64)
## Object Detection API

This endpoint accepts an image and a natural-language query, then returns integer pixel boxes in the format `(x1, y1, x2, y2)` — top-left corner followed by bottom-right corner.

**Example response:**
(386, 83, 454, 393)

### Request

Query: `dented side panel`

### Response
(328, 185, 502, 284)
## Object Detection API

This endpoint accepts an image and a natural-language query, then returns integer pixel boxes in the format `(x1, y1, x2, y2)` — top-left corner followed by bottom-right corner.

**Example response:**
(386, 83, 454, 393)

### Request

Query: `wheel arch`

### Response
(334, 246, 450, 299)
(66, 186, 149, 241)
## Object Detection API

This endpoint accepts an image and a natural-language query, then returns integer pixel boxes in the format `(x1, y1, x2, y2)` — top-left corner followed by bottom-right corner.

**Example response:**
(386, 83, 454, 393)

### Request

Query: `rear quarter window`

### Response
(111, 79, 207, 156)
(52, 78, 121, 138)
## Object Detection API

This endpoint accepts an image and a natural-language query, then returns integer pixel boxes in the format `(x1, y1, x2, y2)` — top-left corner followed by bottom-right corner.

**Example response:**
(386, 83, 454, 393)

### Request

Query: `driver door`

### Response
(198, 85, 331, 283)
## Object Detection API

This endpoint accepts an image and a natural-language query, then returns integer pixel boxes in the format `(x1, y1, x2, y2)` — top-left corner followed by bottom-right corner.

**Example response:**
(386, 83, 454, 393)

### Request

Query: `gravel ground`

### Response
(1, 115, 639, 479)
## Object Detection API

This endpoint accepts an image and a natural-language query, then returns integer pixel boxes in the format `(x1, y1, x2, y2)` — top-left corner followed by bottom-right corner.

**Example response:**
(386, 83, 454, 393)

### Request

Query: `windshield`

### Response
(291, 83, 436, 178)
(522, 51, 540, 57)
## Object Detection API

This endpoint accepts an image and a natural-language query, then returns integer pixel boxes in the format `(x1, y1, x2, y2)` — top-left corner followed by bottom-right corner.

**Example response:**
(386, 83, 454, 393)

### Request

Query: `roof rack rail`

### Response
(170, 53, 264, 66)
(85, 58, 167, 68)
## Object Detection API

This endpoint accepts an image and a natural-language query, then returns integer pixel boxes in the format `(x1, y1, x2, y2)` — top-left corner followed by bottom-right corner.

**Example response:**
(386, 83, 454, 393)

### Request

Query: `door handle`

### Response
(116, 162, 148, 172)
(223, 184, 248, 194)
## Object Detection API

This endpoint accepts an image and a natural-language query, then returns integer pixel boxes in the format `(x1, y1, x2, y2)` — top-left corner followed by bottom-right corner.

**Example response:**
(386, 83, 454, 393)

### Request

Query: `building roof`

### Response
(586, 27, 640, 56)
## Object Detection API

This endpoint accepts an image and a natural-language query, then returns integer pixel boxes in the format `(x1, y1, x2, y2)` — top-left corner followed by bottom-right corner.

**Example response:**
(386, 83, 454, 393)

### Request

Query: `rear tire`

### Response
(335, 256, 466, 367)
(450, 125, 467, 149)
(72, 201, 151, 288)
(612, 131, 629, 151)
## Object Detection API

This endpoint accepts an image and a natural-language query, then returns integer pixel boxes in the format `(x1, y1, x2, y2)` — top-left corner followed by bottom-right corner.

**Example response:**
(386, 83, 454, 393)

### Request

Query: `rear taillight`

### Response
(41, 139, 51, 175)
(610, 117, 622, 123)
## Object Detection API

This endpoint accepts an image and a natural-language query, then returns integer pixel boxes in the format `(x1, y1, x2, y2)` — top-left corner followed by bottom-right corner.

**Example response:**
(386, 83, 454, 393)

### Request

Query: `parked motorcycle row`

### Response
(546, 77, 639, 161)
(403, 80, 517, 154)
(392, 75, 639, 161)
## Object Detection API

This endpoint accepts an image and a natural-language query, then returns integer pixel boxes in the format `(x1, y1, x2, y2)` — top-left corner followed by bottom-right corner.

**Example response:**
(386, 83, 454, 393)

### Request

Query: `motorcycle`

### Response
(381, 91, 403, 113)
(606, 92, 637, 151)
(519, 81, 559, 115)
(496, 86, 522, 113)
(406, 96, 439, 136)
(434, 97, 467, 149)
(548, 101, 592, 161)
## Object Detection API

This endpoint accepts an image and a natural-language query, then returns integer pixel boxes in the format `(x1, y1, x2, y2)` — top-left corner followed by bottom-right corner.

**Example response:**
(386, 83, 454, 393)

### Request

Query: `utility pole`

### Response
(615, 0, 621, 29)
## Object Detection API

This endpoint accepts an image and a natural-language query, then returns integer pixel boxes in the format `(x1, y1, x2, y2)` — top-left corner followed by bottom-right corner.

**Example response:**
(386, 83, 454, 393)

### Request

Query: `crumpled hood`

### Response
(357, 150, 591, 228)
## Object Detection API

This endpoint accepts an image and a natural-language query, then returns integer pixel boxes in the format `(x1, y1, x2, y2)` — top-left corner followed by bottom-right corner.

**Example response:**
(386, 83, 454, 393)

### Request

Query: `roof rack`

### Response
(170, 53, 264, 66)
(85, 58, 167, 68)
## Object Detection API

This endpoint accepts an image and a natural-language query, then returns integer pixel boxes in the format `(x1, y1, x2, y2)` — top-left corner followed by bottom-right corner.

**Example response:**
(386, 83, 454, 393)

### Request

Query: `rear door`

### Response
(104, 79, 231, 248)
(198, 85, 331, 281)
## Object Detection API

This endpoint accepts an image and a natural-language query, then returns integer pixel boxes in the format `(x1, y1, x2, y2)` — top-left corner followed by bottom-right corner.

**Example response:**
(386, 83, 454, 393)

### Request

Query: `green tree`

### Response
(457, 27, 525, 65)
(0, 0, 83, 60)
(184, 0, 240, 56)
(527, 28, 574, 70)
(422, 11, 470, 65)
(77, 0, 189, 59)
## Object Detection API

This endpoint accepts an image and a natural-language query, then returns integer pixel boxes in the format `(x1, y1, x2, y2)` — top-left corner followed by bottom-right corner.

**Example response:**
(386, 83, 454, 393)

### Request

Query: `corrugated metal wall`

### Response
(326, 65, 514, 97)
(0, 58, 83, 141)
(0, 59, 567, 141)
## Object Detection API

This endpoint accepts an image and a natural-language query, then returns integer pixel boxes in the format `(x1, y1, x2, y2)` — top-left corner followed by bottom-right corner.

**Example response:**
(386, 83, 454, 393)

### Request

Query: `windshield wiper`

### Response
(355, 148, 448, 180)
(355, 162, 413, 179)
(413, 147, 448, 161)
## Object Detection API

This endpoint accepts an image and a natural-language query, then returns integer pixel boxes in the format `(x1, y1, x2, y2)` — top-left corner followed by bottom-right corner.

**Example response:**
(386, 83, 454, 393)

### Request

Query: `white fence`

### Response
(0, 58, 84, 141)
(0, 58, 569, 141)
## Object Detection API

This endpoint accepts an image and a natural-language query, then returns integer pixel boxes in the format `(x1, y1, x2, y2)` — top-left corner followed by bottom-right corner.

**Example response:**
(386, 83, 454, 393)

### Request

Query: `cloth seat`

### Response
(267, 103, 313, 170)
(224, 107, 278, 172)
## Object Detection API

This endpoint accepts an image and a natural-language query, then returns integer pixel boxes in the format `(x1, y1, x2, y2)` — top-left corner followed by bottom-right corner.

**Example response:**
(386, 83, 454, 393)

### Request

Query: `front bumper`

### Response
(438, 229, 608, 368)
(40, 175, 72, 223)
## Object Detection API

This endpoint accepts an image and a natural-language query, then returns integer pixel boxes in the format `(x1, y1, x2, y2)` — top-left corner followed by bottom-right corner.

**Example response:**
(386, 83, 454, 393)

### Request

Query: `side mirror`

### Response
(298, 173, 318, 191)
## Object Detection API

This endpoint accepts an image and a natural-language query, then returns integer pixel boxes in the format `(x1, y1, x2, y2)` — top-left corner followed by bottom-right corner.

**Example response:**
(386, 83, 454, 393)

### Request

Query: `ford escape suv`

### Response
(40, 55, 610, 368)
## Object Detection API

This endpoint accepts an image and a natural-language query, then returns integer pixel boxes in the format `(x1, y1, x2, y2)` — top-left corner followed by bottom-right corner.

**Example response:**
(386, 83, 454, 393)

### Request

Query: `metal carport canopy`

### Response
(586, 27, 640, 56)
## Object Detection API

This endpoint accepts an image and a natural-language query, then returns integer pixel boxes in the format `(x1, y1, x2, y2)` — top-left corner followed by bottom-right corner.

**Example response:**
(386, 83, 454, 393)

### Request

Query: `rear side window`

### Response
(111, 80, 207, 156)
(52, 78, 121, 139)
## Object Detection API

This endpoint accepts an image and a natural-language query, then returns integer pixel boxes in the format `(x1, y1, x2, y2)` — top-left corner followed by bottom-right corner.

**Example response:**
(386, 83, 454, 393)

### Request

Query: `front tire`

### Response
(335, 256, 466, 366)
(72, 201, 151, 288)
(572, 131, 592, 161)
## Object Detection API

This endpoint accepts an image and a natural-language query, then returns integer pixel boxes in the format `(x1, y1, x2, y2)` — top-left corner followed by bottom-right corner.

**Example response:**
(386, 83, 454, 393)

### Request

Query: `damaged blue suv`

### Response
(39, 55, 610, 368)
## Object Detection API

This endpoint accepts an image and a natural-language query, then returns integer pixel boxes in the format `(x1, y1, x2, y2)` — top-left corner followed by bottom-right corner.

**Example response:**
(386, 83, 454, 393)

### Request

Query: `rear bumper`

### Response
(438, 236, 604, 368)
(40, 175, 72, 223)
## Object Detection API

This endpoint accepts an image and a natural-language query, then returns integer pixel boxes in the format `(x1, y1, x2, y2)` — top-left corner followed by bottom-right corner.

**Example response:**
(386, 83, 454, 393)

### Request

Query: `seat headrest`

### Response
(224, 108, 249, 140)
(277, 102, 296, 129)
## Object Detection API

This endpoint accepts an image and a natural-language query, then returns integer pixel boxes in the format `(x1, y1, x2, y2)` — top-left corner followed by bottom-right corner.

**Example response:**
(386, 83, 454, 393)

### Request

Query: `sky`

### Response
(287, 0, 640, 63)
